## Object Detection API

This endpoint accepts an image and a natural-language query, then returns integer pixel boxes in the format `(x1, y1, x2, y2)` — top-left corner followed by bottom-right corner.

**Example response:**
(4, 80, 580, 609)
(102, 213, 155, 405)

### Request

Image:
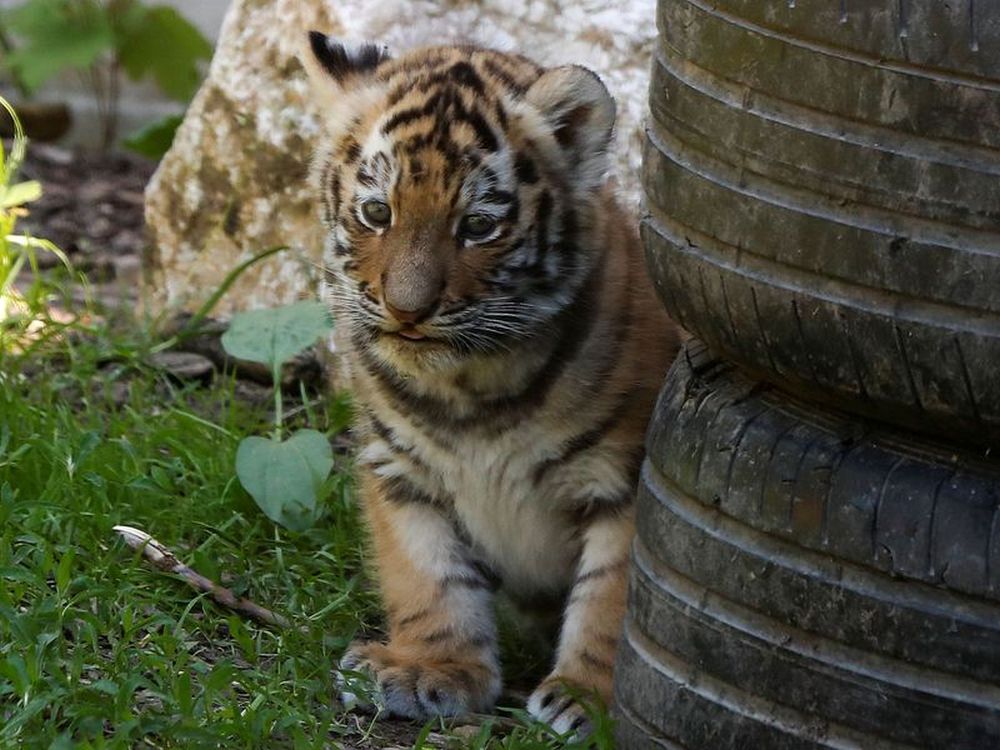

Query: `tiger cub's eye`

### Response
(361, 200, 392, 228)
(458, 214, 497, 241)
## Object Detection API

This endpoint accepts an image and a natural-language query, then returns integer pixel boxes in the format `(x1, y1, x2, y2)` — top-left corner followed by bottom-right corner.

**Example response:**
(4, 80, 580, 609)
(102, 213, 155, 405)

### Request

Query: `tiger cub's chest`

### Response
(442, 434, 583, 595)
(369, 420, 584, 595)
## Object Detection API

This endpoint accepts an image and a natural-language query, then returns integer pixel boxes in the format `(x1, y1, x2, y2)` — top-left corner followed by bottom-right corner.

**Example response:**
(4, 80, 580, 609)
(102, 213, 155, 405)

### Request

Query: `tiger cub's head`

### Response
(303, 34, 616, 371)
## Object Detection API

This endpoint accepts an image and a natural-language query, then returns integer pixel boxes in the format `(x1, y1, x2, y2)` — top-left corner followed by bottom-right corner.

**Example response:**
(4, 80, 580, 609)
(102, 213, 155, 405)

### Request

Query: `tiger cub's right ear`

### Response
(304, 31, 391, 88)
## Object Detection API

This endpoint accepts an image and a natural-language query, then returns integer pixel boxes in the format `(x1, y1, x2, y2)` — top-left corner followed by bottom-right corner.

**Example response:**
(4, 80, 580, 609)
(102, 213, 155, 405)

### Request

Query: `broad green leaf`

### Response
(235, 430, 332, 531)
(221, 301, 333, 370)
(117, 5, 212, 101)
(0, 180, 42, 209)
(123, 113, 183, 159)
(3, 0, 114, 92)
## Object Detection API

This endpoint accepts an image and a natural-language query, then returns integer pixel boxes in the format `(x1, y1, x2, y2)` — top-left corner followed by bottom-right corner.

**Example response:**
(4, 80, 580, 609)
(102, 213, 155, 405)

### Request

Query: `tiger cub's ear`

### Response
(303, 31, 391, 88)
(526, 65, 616, 191)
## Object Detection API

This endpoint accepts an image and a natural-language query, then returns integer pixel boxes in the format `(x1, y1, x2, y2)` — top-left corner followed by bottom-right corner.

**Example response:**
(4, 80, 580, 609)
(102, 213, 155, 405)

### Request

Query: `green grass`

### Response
(0, 321, 615, 749)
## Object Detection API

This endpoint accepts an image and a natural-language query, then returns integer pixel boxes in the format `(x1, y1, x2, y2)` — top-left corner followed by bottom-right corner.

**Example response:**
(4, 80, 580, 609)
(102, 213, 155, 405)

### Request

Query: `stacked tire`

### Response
(614, 2, 1000, 748)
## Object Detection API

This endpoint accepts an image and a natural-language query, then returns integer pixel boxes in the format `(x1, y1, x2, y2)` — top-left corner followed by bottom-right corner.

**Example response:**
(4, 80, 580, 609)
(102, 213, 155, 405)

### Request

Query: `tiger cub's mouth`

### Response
(394, 328, 428, 342)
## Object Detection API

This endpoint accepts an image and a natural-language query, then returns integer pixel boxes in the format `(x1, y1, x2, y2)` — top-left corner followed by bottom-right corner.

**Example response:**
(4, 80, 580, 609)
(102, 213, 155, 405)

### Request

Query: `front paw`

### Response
(527, 678, 598, 738)
(337, 641, 500, 719)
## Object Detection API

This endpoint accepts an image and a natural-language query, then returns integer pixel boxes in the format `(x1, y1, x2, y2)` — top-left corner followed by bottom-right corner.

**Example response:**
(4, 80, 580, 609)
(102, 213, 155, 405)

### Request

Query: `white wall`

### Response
(0, 0, 230, 149)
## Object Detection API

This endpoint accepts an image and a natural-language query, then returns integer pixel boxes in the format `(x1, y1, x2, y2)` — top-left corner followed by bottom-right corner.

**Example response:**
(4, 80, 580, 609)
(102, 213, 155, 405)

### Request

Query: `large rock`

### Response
(145, 0, 656, 319)
(144, 0, 340, 317)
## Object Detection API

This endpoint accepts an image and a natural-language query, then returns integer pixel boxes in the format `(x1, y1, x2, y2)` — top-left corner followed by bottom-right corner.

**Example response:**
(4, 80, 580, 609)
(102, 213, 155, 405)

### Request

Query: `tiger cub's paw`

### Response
(337, 641, 501, 719)
(527, 678, 597, 738)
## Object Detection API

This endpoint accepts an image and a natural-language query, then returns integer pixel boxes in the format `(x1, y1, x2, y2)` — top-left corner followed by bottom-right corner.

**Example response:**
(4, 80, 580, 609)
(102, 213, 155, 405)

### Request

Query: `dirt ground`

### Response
(18, 143, 153, 311)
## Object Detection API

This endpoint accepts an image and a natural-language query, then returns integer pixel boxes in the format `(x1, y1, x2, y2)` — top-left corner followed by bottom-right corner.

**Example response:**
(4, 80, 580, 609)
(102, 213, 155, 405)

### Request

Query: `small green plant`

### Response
(0, 0, 211, 151)
(222, 301, 336, 532)
(0, 96, 73, 352)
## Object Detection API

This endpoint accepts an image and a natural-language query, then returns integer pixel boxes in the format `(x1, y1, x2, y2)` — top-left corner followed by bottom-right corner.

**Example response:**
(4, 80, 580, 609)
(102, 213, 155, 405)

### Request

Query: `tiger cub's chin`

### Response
(303, 35, 680, 732)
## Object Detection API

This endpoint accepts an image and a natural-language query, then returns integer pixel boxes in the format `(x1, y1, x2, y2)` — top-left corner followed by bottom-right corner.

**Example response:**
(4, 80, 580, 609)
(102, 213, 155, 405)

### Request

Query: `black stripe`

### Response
(535, 191, 553, 266)
(560, 207, 579, 251)
(369, 415, 396, 444)
(569, 490, 634, 526)
(463, 108, 498, 152)
(550, 696, 574, 718)
(416, 62, 486, 96)
(367, 415, 428, 470)
(481, 188, 514, 205)
(445, 665, 478, 694)
(597, 633, 620, 648)
(382, 92, 442, 134)
(571, 255, 636, 400)
(574, 558, 628, 585)
(386, 82, 409, 107)
(408, 156, 425, 183)
(532, 392, 635, 485)
(434, 88, 499, 153)
(382, 105, 430, 134)
(448, 62, 485, 94)
(421, 626, 456, 644)
(440, 573, 495, 591)
(381, 475, 444, 508)
(449, 544, 503, 591)
(579, 649, 614, 670)
(481, 58, 529, 95)
(515, 153, 538, 184)
(397, 130, 463, 164)
(494, 100, 508, 129)
(396, 608, 431, 628)
(356, 164, 378, 188)
(328, 167, 341, 220)
(340, 136, 362, 164)
(320, 161, 333, 224)
(470, 558, 503, 591)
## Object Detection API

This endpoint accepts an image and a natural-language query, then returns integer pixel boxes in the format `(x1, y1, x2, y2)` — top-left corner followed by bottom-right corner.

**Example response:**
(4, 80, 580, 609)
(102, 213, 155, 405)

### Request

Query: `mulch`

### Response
(17, 143, 153, 302)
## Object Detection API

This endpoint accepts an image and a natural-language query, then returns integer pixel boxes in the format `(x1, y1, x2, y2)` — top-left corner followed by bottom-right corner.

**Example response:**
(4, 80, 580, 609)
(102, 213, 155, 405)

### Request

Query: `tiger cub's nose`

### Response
(384, 299, 436, 325)
(381, 261, 444, 325)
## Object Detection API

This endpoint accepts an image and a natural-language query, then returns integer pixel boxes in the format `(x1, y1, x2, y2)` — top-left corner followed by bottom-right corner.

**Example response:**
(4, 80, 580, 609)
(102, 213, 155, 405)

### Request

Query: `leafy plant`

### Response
(0, 0, 211, 151)
(121, 112, 182, 158)
(222, 301, 335, 531)
(0, 96, 74, 352)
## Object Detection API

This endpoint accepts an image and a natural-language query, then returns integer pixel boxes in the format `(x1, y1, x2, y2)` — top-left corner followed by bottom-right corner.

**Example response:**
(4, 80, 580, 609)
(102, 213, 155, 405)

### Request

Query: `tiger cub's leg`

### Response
(527, 508, 633, 735)
(339, 473, 501, 718)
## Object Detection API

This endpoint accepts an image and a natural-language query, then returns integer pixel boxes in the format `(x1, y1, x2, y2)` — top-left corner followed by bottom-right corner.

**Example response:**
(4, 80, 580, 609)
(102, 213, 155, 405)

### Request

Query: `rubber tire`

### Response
(613, 341, 1000, 749)
(643, 0, 1000, 448)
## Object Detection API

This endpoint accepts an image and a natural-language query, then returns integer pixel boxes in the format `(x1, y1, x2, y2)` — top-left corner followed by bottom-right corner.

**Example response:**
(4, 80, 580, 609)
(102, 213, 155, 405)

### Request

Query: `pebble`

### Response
(147, 351, 215, 381)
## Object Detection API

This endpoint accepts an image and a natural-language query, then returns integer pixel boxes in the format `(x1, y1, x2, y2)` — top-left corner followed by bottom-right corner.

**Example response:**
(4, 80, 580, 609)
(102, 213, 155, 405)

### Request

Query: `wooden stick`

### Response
(112, 524, 292, 629)
(114, 527, 528, 735)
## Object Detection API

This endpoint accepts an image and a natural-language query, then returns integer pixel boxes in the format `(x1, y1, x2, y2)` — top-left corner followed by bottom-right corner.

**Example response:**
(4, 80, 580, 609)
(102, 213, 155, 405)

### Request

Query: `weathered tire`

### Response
(643, 0, 1000, 447)
(613, 342, 1000, 749)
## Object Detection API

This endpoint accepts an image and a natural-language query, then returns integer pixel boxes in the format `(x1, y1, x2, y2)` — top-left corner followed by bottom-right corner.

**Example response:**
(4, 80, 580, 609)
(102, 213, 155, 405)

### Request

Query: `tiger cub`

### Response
(302, 34, 680, 733)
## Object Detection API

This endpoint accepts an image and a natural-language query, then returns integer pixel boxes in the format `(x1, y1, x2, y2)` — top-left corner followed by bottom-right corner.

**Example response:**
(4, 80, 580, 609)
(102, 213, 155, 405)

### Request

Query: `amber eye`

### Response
(458, 214, 497, 241)
(361, 200, 392, 228)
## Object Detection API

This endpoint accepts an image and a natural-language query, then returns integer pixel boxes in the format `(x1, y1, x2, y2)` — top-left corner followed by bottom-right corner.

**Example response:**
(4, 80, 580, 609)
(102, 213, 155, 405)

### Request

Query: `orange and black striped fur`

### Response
(302, 34, 680, 733)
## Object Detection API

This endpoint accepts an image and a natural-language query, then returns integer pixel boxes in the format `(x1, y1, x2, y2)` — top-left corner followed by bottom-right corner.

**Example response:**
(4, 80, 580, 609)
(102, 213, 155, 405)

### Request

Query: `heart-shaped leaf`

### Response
(235, 429, 333, 531)
(221, 301, 333, 371)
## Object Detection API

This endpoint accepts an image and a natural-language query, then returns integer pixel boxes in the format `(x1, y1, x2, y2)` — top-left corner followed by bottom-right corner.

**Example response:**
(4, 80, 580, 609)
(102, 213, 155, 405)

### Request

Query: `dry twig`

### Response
(112, 524, 291, 629)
